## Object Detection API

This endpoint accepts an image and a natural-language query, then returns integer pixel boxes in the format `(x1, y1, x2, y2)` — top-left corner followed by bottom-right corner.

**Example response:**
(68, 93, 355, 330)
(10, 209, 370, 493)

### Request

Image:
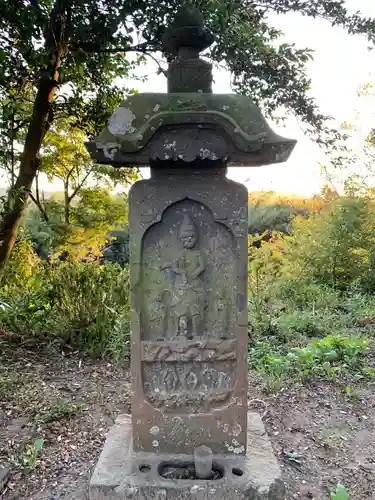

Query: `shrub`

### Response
(249, 334, 372, 385)
(283, 197, 375, 291)
(2, 235, 42, 289)
(0, 261, 130, 360)
(248, 234, 284, 333)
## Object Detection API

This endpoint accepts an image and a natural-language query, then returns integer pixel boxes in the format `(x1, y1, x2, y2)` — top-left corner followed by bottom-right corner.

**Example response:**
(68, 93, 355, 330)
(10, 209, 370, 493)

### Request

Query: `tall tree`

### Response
(0, 0, 375, 274)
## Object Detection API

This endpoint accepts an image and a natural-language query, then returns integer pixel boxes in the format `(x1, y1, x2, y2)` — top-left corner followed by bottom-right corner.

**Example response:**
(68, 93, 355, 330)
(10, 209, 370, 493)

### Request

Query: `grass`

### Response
(248, 279, 375, 391)
(38, 401, 85, 425)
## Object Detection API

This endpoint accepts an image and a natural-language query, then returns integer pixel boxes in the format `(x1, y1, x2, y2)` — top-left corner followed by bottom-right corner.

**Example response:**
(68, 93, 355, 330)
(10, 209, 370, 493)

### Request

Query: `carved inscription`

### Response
(143, 361, 234, 412)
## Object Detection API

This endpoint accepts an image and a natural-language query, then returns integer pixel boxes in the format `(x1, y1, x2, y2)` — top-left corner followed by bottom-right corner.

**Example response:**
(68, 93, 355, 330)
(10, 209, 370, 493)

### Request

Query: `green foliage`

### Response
(276, 280, 341, 311)
(38, 401, 84, 425)
(39, 119, 136, 227)
(102, 229, 130, 267)
(249, 334, 371, 384)
(2, 233, 41, 288)
(248, 232, 285, 333)
(0, 260, 130, 360)
(48, 261, 128, 354)
(10, 438, 44, 471)
(331, 484, 349, 500)
(283, 197, 375, 291)
(104, 309, 131, 365)
(20, 188, 129, 262)
(247, 191, 325, 235)
(248, 203, 300, 234)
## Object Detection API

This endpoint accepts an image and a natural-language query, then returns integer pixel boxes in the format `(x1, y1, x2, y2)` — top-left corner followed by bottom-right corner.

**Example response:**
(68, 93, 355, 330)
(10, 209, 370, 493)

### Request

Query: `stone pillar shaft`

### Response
(129, 167, 248, 455)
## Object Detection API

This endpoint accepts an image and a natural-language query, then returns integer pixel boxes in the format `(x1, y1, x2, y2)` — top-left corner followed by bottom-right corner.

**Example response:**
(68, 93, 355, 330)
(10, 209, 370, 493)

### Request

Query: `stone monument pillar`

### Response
(87, 4, 296, 499)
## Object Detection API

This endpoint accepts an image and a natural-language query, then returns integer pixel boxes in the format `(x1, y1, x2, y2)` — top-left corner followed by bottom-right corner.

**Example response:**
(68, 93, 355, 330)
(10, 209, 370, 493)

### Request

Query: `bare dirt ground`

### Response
(1, 345, 374, 500)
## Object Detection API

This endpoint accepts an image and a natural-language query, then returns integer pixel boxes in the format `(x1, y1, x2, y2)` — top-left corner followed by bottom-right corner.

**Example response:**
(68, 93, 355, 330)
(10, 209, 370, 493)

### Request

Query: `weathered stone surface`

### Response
(0, 467, 10, 494)
(89, 413, 285, 500)
(129, 168, 248, 455)
(86, 93, 296, 167)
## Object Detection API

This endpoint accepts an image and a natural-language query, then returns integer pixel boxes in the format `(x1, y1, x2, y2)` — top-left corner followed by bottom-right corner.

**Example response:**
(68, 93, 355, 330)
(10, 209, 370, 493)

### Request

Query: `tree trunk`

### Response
(0, 0, 70, 276)
(0, 76, 59, 275)
(10, 109, 15, 189)
(31, 171, 49, 222)
(64, 179, 70, 225)
(35, 171, 41, 206)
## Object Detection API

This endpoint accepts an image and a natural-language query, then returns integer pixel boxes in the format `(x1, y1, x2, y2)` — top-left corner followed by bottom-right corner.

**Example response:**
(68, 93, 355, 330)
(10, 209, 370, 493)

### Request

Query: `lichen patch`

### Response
(108, 107, 136, 135)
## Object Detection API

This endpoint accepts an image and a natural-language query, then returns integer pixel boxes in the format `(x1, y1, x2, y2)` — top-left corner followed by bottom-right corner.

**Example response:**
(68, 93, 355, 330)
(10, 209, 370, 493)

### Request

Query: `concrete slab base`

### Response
(89, 413, 285, 500)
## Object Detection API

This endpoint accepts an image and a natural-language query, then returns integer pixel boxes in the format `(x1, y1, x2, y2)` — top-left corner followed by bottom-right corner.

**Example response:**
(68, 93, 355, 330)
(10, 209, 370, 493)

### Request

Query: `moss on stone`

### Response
(93, 93, 293, 155)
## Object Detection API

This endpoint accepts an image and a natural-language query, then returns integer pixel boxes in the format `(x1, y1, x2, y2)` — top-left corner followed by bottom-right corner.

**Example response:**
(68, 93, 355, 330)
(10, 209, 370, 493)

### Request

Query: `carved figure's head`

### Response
(179, 215, 197, 248)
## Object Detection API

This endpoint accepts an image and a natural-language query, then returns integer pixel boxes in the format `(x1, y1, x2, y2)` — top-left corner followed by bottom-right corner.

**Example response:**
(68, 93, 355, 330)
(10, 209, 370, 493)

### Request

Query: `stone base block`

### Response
(89, 413, 284, 500)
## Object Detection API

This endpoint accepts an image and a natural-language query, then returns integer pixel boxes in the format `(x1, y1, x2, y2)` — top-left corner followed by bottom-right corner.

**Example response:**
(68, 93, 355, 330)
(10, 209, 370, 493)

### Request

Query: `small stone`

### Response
(0, 468, 10, 494)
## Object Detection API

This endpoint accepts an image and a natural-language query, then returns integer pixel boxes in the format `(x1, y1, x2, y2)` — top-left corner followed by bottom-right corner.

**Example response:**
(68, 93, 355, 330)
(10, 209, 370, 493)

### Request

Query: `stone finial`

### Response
(163, 2, 214, 57)
(163, 2, 215, 93)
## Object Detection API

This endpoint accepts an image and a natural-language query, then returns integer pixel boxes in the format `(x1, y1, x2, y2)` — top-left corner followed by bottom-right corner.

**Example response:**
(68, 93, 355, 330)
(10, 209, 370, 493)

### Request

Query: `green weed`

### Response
(38, 400, 84, 424)
(331, 483, 349, 500)
(249, 334, 371, 387)
(317, 429, 346, 449)
(10, 438, 44, 471)
(344, 385, 361, 401)
(0, 261, 130, 361)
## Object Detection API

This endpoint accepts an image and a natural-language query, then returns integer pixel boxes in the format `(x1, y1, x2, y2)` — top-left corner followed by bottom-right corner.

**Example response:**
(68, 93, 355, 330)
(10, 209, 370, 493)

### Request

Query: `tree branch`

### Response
(68, 168, 92, 202)
(70, 41, 167, 76)
(29, 192, 49, 222)
(138, 50, 167, 77)
(70, 41, 149, 54)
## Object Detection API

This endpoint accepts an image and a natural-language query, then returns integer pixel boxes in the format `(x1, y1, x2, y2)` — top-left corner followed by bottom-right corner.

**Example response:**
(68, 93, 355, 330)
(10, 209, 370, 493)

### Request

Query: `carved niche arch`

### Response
(139, 197, 237, 341)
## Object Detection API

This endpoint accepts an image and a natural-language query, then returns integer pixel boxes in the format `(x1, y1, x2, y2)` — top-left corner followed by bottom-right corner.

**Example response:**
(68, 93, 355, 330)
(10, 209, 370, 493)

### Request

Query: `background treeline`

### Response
(2, 180, 375, 387)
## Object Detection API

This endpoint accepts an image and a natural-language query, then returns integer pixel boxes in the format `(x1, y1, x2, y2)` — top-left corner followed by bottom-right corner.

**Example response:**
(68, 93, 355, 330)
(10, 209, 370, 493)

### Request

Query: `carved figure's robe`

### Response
(171, 248, 204, 318)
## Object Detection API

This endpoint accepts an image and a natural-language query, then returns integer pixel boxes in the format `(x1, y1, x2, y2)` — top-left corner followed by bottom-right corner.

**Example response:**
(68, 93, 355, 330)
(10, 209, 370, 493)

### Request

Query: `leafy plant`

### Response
(10, 438, 44, 471)
(283, 197, 375, 291)
(249, 334, 371, 387)
(104, 310, 131, 365)
(331, 484, 349, 500)
(0, 260, 130, 360)
(38, 401, 84, 425)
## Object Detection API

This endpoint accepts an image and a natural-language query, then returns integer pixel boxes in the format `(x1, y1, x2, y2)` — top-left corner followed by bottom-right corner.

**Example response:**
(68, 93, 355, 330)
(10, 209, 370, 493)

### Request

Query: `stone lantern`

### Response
(87, 3, 295, 500)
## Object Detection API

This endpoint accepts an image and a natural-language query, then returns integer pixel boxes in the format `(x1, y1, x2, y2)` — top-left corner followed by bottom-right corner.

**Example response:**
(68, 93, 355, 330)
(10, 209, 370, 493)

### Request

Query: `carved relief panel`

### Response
(129, 170, 248, 454)
(140, 199, 237, 342)
(139, 199, 237, 413)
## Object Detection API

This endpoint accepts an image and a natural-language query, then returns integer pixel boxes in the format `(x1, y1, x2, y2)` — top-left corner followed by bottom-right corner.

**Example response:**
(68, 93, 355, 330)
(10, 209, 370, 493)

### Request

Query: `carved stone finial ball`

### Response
(173, 2, 205, 29)
(162, 2, 215, 56)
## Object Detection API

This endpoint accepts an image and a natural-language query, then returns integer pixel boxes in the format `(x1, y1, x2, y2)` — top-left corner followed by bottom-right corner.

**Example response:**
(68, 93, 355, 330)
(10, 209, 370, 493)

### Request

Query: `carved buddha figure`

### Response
(170, 214, 205, 337)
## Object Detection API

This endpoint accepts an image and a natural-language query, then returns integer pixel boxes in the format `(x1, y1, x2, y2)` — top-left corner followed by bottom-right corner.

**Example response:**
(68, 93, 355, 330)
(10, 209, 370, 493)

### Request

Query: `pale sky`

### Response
(131, 0, 375, 196)
(5, 0, 374, 197)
